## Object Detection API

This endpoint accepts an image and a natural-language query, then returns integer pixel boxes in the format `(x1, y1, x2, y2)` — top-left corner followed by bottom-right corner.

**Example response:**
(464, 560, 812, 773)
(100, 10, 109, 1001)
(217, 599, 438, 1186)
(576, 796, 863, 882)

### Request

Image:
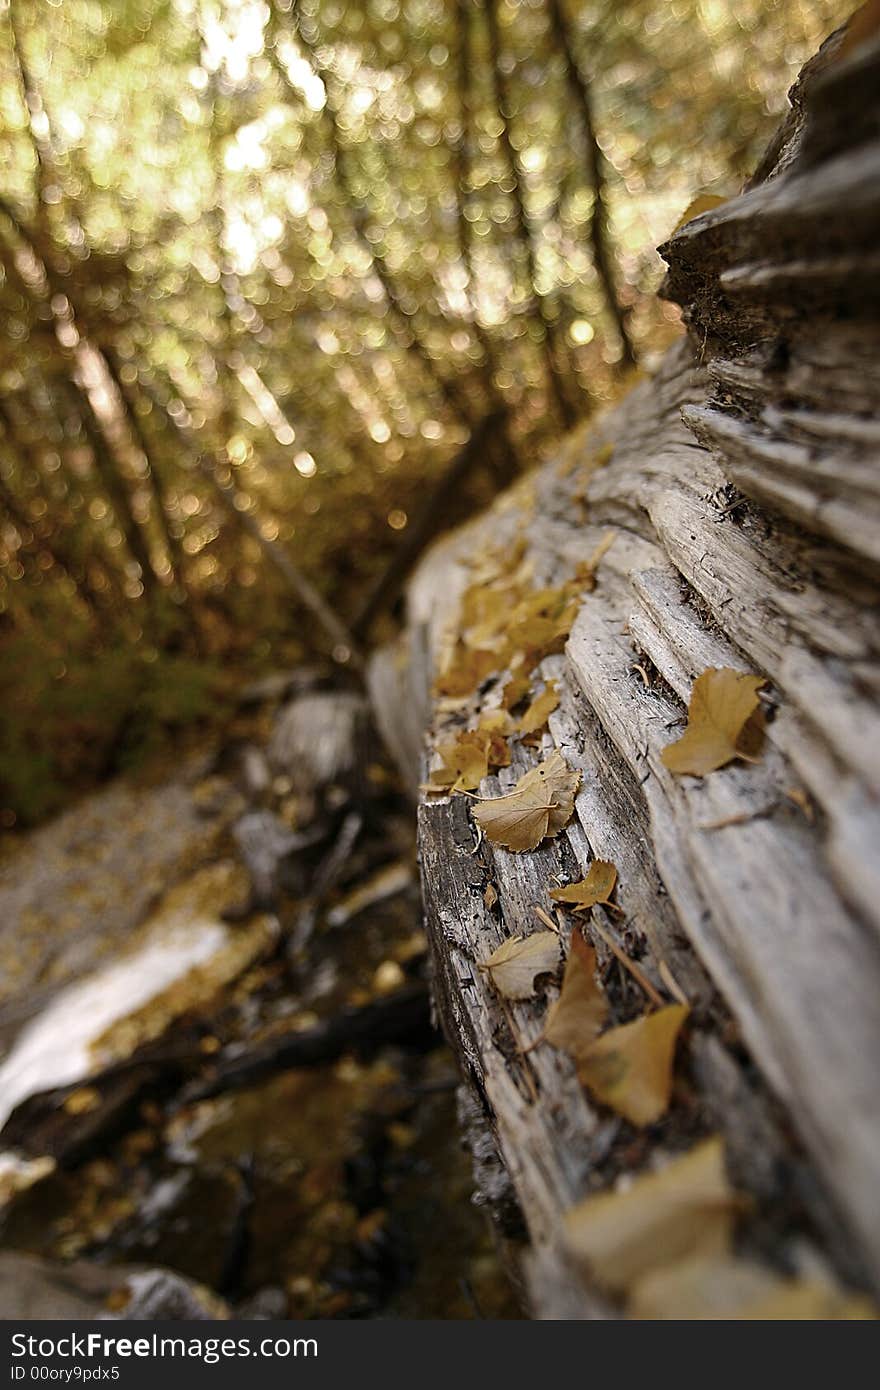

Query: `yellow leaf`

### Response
(578, 1003, 689, 1126)
(543, 933, 608, 1056)
(426, 730, 491, 792)
(674, 192, 728, 231)
(478, 930, 560, 1000)
(550, 860, 617, 912)
(426, 712, 513, 793)
(628, 1254, 783, 1320)
(736, 1281, 877, 1321)
(478, 708, 516, 736)
(472, 750, 580, 852)
(661, 667, 765, 776)
(506, 586, 581, 664)
(518, 681, 559, 736)
(432, 646, 498, 699)
(564, 1137, 740, 1293)
(477, 709, 516, 767)
(500, 672, 532, 711)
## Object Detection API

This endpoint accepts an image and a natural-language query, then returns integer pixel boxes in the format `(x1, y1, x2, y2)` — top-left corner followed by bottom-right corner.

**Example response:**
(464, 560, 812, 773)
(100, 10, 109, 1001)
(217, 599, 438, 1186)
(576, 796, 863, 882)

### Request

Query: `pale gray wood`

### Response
(369, 28, 880, 1313)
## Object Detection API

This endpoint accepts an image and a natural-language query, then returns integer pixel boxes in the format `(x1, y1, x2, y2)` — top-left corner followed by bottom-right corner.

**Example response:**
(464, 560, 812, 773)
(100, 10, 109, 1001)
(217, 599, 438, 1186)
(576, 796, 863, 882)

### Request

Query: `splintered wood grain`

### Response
(371, 31, 880, 1313)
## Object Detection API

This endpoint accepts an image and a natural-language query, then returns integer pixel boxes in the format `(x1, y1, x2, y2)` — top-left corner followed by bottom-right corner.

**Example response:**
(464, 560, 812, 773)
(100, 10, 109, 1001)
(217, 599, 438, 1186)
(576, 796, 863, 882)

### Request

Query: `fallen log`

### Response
(370, 25, 880, 1316)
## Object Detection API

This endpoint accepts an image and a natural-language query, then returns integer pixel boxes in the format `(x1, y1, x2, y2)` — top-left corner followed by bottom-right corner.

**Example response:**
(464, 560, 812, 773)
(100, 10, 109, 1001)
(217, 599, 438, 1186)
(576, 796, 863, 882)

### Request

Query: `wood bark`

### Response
(369, 28, 880, 1314)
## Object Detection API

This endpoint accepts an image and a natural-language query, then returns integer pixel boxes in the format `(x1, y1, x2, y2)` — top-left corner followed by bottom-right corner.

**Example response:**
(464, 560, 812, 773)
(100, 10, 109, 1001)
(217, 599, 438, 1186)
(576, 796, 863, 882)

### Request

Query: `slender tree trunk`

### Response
(270, 0, 474, 430)
(0, 446, 100, 622)
(101, 346, 194, 605)
(452, 0, 504, 403)
(7, 0, 53, 213)
(483, 0, 579, 428)
(74, 385, 159, 600)
(452, 0, 519, 483)
(0, 198, 164, 603)
(137, 372, 363, 671)
(351, 409, 504, 639)
(545, 0, 635, 368)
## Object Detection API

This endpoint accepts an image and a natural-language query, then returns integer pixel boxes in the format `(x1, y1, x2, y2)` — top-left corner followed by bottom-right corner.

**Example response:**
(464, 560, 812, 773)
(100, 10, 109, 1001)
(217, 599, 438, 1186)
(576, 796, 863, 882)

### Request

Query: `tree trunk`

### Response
(368, 28, 880, 1315)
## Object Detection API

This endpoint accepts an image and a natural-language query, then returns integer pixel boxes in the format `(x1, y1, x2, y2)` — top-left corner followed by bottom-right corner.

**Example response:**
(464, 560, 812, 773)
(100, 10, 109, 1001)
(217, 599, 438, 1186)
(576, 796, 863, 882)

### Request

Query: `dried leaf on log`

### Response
(518, 681, 559, 736)
(473, 751, 580, 852)
(479, 931, 560, 1000)
(550, 860, 617, 913)
(542, 934, 608, 1055)
(628, 1254, 781, 1320)
(564, 1137, 740, 1293)
(674, 192, 728, 230)
(577, 1004, 689, 1126)
(426, 715, 512, 793)
(661, 667, 765, 776)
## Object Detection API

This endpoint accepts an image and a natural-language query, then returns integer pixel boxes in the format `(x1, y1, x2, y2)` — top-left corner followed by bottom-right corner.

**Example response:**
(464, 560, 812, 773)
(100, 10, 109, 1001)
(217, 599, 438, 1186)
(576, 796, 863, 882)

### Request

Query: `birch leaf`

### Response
(543, 933, 608, 1056)
(518, 681, 559, 736)
(478, 708, 516, 737)
(578, 1004, 689, 1126)
(473, 751, 580, 852)
(628, 1254, 782, 1320)
(500, 672, 532, 711)
(426, 730, 491, 793)
(479, 931, 560, 1000)
(550, 860, 617, 913)
(564, 1137, 740, 1293)
(661, 668, 765, 776)
(426, 717, 511, 793)
(735, 1281, 877, 1321)
(432, 647, 498, 700)
(631, 1255, 876, 1320)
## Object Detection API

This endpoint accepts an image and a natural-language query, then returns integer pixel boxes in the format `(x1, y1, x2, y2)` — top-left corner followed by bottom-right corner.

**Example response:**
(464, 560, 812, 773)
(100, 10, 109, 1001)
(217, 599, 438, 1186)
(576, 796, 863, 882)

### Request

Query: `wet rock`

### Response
(121, 1268, 228, 1320)
(236, 1286, 287, 1319)
(227, 811, 321, 916)
(0, 1252, 227, 1321)
(267, 691, 371, 812)
(0, 1252, 108, 1319)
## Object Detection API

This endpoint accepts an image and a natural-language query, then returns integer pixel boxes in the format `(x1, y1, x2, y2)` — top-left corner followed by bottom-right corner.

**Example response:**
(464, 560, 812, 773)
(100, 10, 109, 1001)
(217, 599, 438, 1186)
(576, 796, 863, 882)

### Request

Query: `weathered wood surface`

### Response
(370, 28, 880, 1315)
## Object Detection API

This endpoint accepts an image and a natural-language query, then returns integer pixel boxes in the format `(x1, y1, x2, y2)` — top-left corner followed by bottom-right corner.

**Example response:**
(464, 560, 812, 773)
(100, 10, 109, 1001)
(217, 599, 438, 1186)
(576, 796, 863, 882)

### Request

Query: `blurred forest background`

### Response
(0, 0, 844, 828)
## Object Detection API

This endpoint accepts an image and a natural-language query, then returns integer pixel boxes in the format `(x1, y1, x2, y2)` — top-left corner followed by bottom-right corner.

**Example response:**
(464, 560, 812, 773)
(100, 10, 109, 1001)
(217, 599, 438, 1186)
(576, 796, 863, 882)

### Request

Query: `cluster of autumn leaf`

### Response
(478, 863, 873, 1316)
(422, 546, 879, 1314)
(480, 861, 686, 1128)
(564, 1136, 874, 1318)
(431, 664, 768, 847)
(425, 535, 614, 797)
(426, 547, 773, 1139)
(427, 522, 769, 802)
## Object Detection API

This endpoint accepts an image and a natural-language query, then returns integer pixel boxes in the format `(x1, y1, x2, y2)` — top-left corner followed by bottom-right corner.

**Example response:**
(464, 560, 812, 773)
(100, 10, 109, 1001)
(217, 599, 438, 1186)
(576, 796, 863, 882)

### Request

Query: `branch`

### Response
(137, 374, 364, 672)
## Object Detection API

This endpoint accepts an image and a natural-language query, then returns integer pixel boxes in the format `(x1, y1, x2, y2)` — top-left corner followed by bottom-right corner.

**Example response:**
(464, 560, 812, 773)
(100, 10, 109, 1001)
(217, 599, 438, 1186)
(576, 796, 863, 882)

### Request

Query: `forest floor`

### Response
(0, 682, 518, 1320)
